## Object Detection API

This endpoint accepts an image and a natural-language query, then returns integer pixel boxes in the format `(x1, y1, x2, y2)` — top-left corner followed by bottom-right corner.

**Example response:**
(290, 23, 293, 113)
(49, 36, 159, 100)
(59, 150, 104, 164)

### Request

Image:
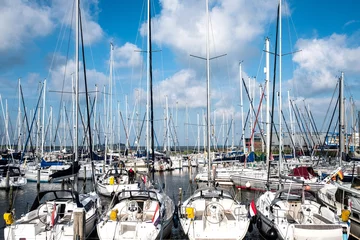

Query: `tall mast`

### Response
(206, 0, 211, 183)
(41, 79, 46, 156)
(50, 106, 52, 152)
(265, 37, 270, 167)
(231, 115, 235, 149)
(75, 0, 79, 162)
(63, 103, 66, 151)
(222, 113, 225, 150)
(93, 84, 98, 151)
(125, 95, 129, 150)
(288, 90, 295, 157)
(166, 95, 170, 152)
(110, 43, 113, 152)
(249, 77, 254, 152)
(72, 73, 75, 153)
(186, 103, 188, 153)
(260, 84, 264, 153)
(146, 0, 150, 168)
(351, 97, 355, 151)
(103, 86, 107, 163)
(197, 113, 200, 153)
(279, 0, 283, 172)
(339, 72, 344, 165)
(147, 0, 155, 173)
(18, 79, 22, 152)
(240, 62, 246, 153)
(175, 101, 178, 152)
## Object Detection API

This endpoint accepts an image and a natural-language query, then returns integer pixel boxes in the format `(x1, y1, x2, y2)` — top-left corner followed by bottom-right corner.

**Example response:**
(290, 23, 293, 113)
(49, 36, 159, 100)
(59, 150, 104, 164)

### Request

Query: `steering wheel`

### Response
(204, 202, 225, 224)
(127, 200, 139, 213)
(121, 200, 142, 221)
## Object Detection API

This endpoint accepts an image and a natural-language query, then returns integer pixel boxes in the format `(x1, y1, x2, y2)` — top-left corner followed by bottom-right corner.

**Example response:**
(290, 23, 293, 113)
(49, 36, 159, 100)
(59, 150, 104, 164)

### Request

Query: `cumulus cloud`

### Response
(0, 0, 103, 55)
(287, 34, 360, 96)
(48, 55, 108, 100)
(113, 43, 143, 68)
(136, 69, 211, 109)
(141, 0, 277, 61)
(0, 0, 54, 52)
(51, 0, 103, 45)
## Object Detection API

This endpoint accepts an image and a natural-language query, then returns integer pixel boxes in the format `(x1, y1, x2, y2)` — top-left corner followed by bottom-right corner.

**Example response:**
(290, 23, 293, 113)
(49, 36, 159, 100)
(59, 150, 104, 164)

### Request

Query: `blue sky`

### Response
(0, 0, 360, 150)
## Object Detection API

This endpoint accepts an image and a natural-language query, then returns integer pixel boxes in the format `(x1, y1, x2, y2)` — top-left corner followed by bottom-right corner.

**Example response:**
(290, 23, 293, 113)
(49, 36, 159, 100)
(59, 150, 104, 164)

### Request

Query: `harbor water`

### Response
(0, 168, 261, 239)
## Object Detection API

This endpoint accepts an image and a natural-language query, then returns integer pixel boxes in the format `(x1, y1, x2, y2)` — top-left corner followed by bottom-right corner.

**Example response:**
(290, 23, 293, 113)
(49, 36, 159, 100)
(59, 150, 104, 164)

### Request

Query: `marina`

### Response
(0, 168, 261, 239)
(0, 0, 360, 239)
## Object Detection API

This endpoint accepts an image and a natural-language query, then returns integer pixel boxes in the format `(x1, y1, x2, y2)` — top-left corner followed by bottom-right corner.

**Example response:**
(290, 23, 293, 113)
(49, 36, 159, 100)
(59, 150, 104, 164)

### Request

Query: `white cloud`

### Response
(0, 0, 54, 51)
(287, 34, 360, 96)
(48, 56, 107, 100)
(344, 20, 360, 28)
(141, 0, 277, 61)
(51, 0, 104, 45)
(0, 0, 103, 54)
(113, 43, 143, 68)
(154, 69, 208, 108)
(136, 69, 209, 108)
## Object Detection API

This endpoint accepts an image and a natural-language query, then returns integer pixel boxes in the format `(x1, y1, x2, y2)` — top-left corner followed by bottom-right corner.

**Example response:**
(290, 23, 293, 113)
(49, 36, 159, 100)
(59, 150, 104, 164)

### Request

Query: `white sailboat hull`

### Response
(96, 182, 139, 197)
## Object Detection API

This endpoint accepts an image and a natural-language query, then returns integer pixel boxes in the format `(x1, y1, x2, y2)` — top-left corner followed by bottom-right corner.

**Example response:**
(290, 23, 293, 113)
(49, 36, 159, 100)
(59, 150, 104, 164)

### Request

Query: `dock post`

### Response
(37, 169, 40, 189)
(5, 170, 10, 191)
(73, 208, 85, 240)
(178, 188, 182, 206)
(189, 159, 192, 184)
(212, 165, 216, 185)
(74, 175, 78, 191)
(134, 162, 137, 174)
(9, 185, 13, 207)
(83, 166, 86, 191)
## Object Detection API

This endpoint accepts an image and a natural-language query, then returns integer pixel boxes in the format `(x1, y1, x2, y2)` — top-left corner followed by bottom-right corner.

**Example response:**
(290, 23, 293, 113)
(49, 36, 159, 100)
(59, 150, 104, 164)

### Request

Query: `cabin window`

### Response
(84, 201, 94, 212)
(9, 168, 20, 176)
(353, 212, 359, 220)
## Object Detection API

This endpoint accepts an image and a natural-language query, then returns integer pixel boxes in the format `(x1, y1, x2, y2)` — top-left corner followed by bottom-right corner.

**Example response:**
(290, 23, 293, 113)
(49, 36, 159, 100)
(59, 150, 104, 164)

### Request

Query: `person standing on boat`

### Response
(128, 168, 135, 184)
(341, 205, 351, 223)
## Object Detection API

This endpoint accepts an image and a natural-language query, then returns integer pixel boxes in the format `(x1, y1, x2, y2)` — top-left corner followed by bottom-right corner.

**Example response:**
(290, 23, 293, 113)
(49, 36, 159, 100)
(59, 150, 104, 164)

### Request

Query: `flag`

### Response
(249, 200, 257, 217)
(152, 203, 160, 226)
(337, 170, 344, 180)
(50, 202, 58, 227)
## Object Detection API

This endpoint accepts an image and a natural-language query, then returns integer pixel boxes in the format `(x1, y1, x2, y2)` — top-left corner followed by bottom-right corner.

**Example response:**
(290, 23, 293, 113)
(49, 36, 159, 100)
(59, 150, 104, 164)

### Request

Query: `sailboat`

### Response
(255, 1, 350, 240)
(95, 43, 140, 197)
(317, 72, 360, 239)
(179, 1, 251, 239)
(0, 165, 27, 189)
(3, 1, 101, 239)
(95, 166, 139, 197)
(4, 190, 100, 240)
(96, 180, 174, 240)
(96, 0, 175, 239)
